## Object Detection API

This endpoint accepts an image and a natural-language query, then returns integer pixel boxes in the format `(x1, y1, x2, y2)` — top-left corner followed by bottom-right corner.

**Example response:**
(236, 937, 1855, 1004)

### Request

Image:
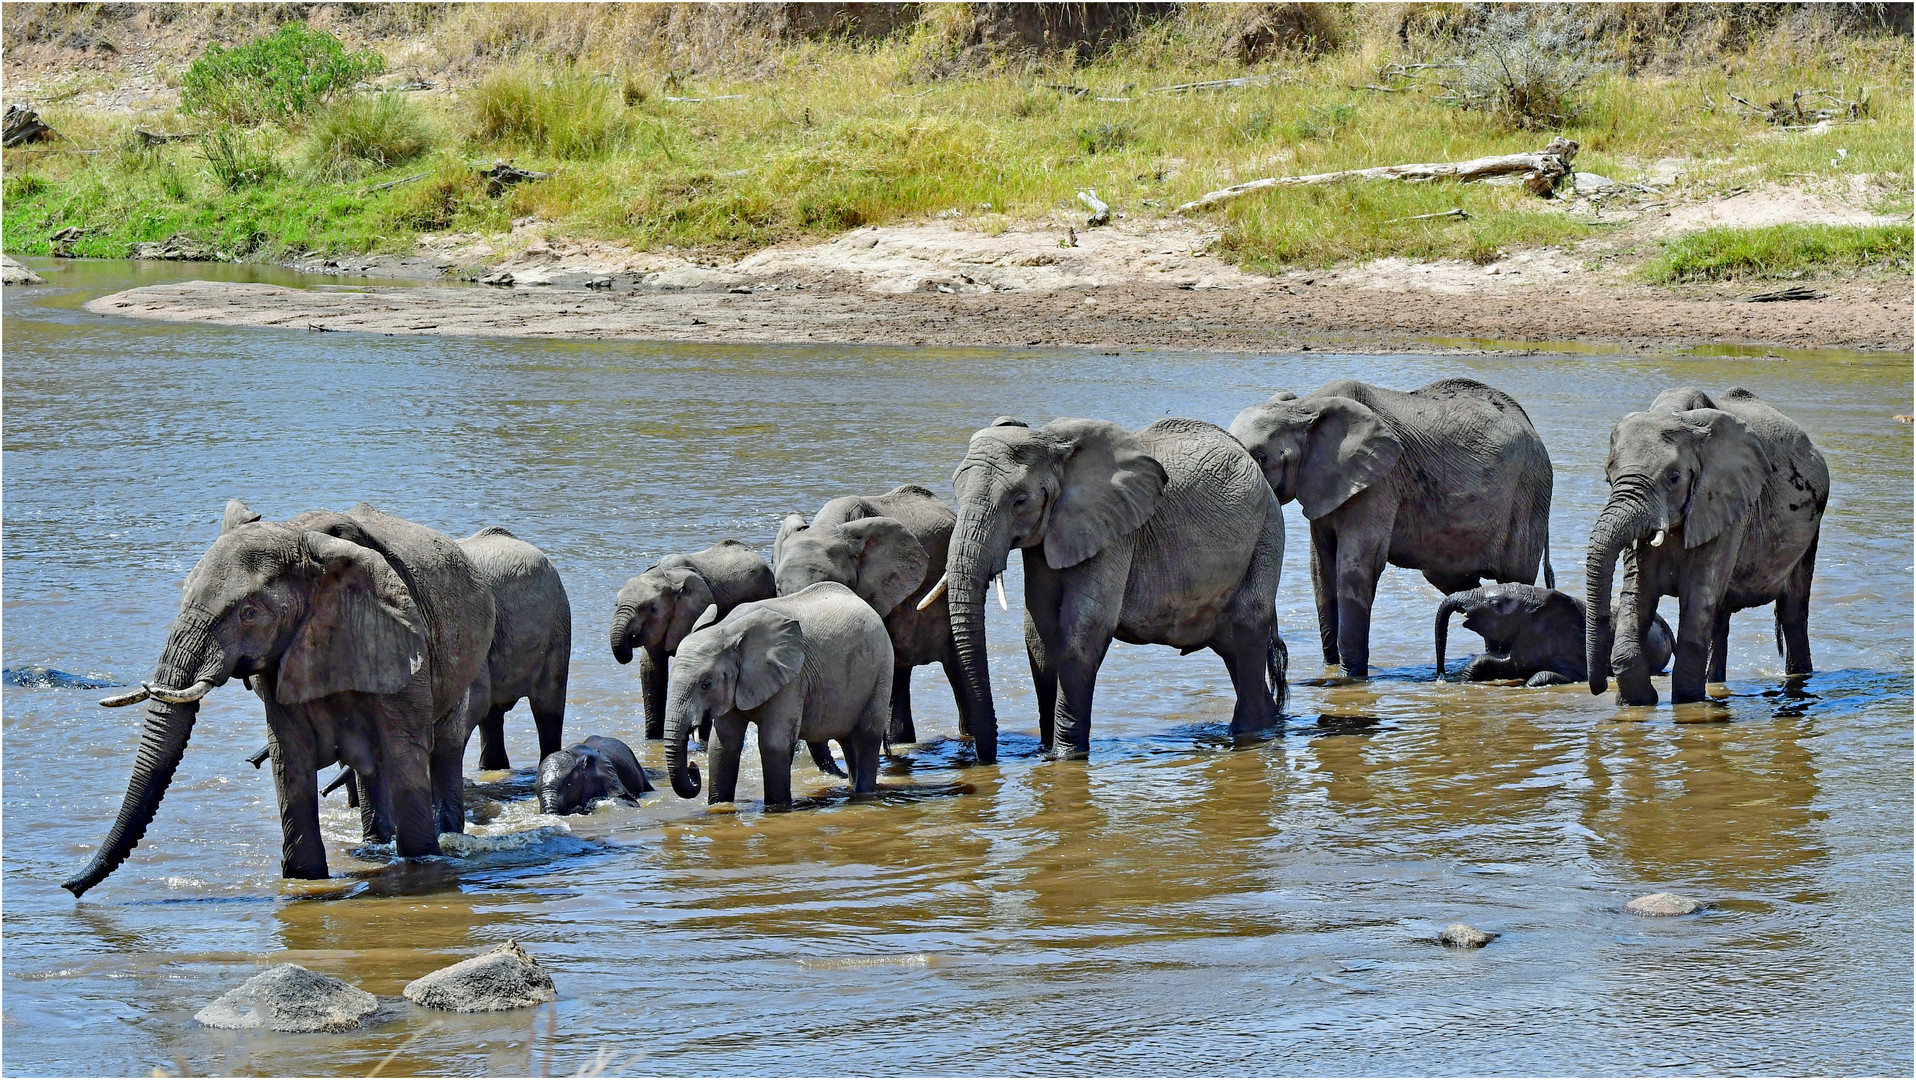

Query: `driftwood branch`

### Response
(371, 172, 427, 193)
(3, 104, 57, 147)
(1178, 137, 1578, 214)
(1149, 75, 1271, 95)
(480, 160, 550, 197)
(1077, 188, 1111, 225)
(135, 128, 200, 146)
(1386, 207, 1470, 223)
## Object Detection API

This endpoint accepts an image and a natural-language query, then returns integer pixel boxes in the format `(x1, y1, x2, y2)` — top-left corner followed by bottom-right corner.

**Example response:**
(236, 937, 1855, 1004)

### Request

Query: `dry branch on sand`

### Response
(3, 104, 57, 147)
(1176, 138, 1578, 214)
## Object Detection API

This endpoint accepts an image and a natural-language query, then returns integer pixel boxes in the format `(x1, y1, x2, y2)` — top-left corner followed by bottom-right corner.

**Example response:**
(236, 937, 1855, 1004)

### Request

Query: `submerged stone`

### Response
(403, 940, 556, 1012)
(194, 964, 378, 1033)
(1625, 892, 1702, 917)
(1439, 923, 1496, 948)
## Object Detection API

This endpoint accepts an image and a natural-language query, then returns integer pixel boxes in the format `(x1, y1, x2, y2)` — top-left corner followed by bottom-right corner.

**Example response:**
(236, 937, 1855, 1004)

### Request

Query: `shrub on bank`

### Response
(199, 126, 282, 191)
(302, 93, 434, 181)
(470, 66, 631, 159)
(1642, 224, 1915, 282)
(180, 22, 383, 125)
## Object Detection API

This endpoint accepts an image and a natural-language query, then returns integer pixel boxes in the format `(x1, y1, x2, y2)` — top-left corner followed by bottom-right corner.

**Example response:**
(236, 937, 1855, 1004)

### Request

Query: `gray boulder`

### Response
(1439, 923, 1496, 948)
(2, 256, 43, 285)
(403, 940, 556, 1012)
(1624, 892, 1702, 917)
(194, 964, 378, 1033)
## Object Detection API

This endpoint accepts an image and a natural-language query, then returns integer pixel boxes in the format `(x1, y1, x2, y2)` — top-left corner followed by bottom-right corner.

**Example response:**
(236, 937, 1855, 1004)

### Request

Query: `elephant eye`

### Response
(239, 604, 263, 624)
(700, 678, 714, 690)
(1248, 447, 1267, 463)
(1013, 493, 1029, 507)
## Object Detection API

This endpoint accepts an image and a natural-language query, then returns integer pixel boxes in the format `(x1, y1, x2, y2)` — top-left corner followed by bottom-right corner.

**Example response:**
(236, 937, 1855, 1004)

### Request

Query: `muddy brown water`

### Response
(4, 259, 1910, 1076)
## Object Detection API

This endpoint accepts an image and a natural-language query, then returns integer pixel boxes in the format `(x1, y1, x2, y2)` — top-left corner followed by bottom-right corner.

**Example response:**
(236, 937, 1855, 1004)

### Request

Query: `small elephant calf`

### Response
(536, 736, 653, 815)
(1436, 583, 1673, 687)
(663, 582, 893, 807)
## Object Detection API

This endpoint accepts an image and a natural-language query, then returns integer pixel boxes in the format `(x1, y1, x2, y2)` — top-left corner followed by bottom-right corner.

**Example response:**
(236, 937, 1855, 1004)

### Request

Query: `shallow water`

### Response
(4, 259, 1910, 1076)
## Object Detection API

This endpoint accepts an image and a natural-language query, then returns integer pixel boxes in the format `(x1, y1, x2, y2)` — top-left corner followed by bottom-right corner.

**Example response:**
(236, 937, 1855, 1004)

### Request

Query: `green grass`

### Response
(301, 93, 435, 181)
(1640, 223, 1914, 282)
(4, 18, 1910, 273)
(180, 21, 383, 125)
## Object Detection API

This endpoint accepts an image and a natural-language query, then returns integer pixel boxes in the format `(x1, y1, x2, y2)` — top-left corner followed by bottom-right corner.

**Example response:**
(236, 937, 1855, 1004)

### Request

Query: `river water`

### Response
(3, 260, 1910, 1076)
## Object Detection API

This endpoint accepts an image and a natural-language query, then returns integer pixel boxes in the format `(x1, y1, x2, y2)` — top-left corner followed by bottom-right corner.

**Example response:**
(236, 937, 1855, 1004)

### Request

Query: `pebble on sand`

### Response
(194, 964, 379, 1033)
(1439, 923, 1497, 948)
(1624, 892, 1703, 917)
(403, 940, 556, 1012)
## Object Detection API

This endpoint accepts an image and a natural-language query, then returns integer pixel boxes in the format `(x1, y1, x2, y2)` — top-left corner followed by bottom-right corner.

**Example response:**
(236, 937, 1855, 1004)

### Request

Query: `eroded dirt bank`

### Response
(83, 218, 1911, 355)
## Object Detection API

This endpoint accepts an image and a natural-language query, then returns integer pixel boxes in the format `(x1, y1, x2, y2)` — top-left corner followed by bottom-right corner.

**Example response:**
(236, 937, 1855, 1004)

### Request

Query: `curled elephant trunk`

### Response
(610, 605, 637, 665)
(1585, 491, 1659, 696)
(945, 510, 1003, 766)
(1434, 587, 1485, 681)
(63, 616, 217, 897)
(664, 705, 701, 800)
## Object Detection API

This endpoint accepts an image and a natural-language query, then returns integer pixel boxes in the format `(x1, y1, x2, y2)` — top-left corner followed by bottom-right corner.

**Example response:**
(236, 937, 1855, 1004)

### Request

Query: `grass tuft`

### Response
(1639, 224, 1914, 282)
(302, 93, 434, 181)
(470, 65, 632, 160)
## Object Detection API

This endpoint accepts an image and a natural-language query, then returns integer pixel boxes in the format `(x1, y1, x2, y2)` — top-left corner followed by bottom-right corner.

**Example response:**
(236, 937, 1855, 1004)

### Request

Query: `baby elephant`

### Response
(536, 736, 653, 815)
(610, 540, 775, 740)
(1436, 583, 1674, 687)
(664, 582, 893, 807)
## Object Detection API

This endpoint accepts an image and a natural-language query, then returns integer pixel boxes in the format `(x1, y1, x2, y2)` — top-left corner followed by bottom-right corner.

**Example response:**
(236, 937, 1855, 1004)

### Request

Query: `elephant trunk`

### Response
(1434, 587, 1485, 680)
(664, 701, 701, 799)
(1585, 488, 1660, 695)
(609, 605, 637, 665)
(63, 613, 218, 897)
(945, 509, 1003, 766)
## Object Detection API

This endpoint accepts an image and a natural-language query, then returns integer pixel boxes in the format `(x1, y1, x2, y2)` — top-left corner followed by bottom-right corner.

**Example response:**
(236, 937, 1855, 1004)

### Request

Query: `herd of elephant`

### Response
(59, 377, 1830, 897)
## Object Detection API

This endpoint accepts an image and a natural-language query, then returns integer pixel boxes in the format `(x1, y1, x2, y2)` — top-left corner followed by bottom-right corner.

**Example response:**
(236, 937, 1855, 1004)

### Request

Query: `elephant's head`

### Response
(773, 514, 930, 616)
(1228, 390, 1403, 520)
(536, 746, 624, 815)
(64, 500, 426, 897)
(663, 606, 805, 800)
(932, 417, 1167, 765)
(609, 565, 714, 665)
(1585, 401, 1771, 696)
(1434, 583, 1573, 678)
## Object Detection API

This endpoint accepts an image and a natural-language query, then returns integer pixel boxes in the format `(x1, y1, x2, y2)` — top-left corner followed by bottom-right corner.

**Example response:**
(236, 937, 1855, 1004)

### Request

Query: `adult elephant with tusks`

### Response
(926, 415, 1288, 764)
(1229, 378, 1556, 680)
(1586, 387, 1827, 707)
(64, 500, 494, 896)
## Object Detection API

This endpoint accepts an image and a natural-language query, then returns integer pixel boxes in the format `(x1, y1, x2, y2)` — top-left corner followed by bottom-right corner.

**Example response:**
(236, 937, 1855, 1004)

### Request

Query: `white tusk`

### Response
(915, 573, 950, 611)
(1649, 530, 1666, 548)
(146, 679, 215, 704)
(98, 686, 151, 708)
(995, 575, 1009, 611)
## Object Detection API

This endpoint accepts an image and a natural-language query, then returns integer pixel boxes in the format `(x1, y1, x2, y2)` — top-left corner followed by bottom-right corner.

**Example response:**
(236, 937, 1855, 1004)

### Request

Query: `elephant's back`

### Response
(461, 532, 570, 684)
(342, 504, 496, 711)
(688, 539, 775, 608)
(775, 582, 894, 688)
(1127, 419, 1271, 640)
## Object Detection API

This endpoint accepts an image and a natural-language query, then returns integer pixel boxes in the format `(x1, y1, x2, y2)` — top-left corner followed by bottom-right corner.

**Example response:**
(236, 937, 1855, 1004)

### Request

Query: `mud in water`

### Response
(4, 261, 1911, 1075)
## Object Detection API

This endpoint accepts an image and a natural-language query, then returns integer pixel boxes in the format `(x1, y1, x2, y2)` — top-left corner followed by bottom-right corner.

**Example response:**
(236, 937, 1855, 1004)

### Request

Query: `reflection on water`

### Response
(3, 259, 1911, 1075)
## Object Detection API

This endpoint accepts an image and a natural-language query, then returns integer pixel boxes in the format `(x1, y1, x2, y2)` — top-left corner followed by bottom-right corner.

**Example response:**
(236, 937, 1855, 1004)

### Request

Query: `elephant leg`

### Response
(1310, 520, 1340, 665)
(476, 702, 511, 771)
(940, 651, 974, 739)
(1776, 541, 1816, 677)
(839, 737, 862, 786)
(708, 718, 747, 804)
(1215, 616, 1279, 737)
(1671, 580, 1723, 706)
(1024, 566, 1066, 751)
(356, 767, 395, 844)
(1332, 527, 1391, 680)
(756, 718, 796, 809)
(887, 665, 917, 746)
(376, 693, 443, 858)
(1707, 607, 1732, 685)
(1049, 552, 1128, 758)
(853, 670, 890, 795)
(1526, 670, 1574, 687)
(641, 646, 668, 740)
(268, 726, 329, 880)
(531, 664, 567, 760)
(532, 708, 565, 763)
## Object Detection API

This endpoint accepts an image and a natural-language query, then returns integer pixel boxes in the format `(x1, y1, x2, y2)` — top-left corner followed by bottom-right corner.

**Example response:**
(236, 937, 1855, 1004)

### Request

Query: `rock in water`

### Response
(195, 964, 378, 1033)
(1439, 923, 1496, 948)
(1624, 892, 1702, 917)
(2, 256, 44, 285)
(403, 940, 556, 1012)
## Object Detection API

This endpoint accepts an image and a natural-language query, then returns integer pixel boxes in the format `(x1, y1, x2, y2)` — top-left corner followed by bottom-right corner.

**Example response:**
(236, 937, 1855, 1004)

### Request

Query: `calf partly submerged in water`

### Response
(537, 736, 654, 814)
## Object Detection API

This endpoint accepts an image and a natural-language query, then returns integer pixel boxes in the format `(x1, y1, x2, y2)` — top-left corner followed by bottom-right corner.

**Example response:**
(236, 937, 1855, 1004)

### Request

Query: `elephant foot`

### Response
(1042, 741, 1089, 761)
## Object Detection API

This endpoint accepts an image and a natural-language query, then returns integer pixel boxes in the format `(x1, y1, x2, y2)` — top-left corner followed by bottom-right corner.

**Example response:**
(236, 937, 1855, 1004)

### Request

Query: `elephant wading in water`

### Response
(459, 527, 571, 770)
(537, 736, 652, 814)
(1435, 582, 1673, 686)
(1230, 378, 1555, 680)
(610, 541, 774, 740)
(1586, 387, 1828, 706)
(665, 582, 894, 806)
(65, 500, 494, 895)
(773, 485, 971, 746)
(929, 416, 1287, 764)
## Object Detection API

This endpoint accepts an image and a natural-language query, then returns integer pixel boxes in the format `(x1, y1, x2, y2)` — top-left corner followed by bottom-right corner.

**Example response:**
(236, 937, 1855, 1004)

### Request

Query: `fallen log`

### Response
(370, 172, 426, 193)
(1177, 138, 1578, 214)
(480, 160, 550, 197)
(135, 128, 200, 146)
(1386, 207, 1470, 223)
(3, 104, 56, 147)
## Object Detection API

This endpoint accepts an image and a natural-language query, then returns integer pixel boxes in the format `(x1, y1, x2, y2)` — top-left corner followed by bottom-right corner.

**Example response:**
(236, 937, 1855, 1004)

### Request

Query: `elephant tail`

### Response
(806, 740, 847, 778)
(1541, 528, 1556, 590)
(1267, 624, 1289, 713)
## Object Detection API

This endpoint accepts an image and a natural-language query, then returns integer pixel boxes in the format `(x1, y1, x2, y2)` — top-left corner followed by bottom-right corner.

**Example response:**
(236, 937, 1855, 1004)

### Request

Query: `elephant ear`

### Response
(1678, 408, 1771, 548)
(772, 513, 809, 569)
(1297, 396, 1403, 520)
(661, 568, 716, 652)
(839, 516, 930, 615)
(728, 608, 806, 711)
(279, 531, 427, 705)
(1041, 418, 1168, 570)
(222, 499, 262, 533)
(690, 603, 722, 634)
